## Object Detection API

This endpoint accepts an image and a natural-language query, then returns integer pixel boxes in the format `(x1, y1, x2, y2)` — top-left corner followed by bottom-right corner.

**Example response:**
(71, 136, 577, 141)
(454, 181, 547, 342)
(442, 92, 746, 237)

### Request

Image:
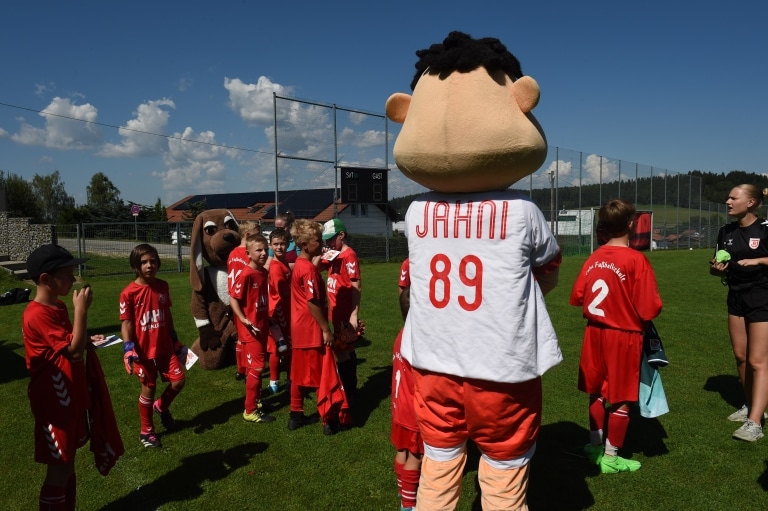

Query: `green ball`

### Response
(716, 250, 731, 263)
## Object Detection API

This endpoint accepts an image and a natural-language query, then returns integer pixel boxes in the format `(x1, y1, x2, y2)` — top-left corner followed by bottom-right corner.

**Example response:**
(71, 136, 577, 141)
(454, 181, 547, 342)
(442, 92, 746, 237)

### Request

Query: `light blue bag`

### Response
(639, 350, 669, 418)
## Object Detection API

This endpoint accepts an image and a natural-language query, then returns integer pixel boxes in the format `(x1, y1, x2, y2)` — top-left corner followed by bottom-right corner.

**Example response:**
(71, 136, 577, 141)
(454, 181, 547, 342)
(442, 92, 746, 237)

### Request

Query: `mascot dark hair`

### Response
(386, 31, 563, 510)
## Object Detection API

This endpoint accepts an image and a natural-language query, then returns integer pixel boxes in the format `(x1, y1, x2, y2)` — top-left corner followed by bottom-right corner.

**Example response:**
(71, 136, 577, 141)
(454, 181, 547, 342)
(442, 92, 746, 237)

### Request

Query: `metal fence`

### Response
(57, 146, 739, 276)
(56, 221, 409, 277)
(58, 221, 193, 277)
(513, 147, 732, 257)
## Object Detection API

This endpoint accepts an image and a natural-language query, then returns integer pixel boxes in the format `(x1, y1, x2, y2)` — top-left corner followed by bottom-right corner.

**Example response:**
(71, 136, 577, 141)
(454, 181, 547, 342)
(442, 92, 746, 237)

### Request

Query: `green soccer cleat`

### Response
(600, 455, 641, 474)
(583, 443, 604, 465)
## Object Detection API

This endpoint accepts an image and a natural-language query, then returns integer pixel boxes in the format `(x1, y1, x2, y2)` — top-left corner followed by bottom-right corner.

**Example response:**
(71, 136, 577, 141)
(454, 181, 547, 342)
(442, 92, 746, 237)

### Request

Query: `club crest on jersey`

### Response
(750, 238, 760, 249)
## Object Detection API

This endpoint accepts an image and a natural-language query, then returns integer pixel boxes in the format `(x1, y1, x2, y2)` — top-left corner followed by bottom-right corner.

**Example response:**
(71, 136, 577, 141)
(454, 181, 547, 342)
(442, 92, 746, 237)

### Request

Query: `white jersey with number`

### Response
(401, 190, 562, 383)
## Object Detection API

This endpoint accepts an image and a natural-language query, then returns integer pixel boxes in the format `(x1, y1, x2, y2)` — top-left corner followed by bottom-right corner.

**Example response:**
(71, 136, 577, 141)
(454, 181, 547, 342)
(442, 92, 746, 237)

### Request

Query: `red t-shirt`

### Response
(119, 279, 174, 359)
(291, 257, 326, 349)
(570, 245, 662, 332)
(229, 264, 269, 343)
(227, 245, 250, 295)
(23, 300, 89, 421)
(268, 257, 291, 336)
(325, 247, 361, 325)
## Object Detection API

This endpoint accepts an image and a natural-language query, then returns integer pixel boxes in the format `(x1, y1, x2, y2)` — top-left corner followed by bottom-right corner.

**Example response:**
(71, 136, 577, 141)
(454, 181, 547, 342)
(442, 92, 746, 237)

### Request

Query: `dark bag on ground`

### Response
(0, 287, 31, 306)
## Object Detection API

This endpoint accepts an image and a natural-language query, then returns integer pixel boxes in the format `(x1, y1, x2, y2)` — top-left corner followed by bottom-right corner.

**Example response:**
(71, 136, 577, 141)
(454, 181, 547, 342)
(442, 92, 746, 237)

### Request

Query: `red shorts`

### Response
(133, 354, 185, 389)
(578, 324, 642, 404)
(242, 340, 266, 370)
(391, 422, 424, 455)
(34, 411, 89, 464)
(290, 346, 324, 388)
(414, 370, 542, 460)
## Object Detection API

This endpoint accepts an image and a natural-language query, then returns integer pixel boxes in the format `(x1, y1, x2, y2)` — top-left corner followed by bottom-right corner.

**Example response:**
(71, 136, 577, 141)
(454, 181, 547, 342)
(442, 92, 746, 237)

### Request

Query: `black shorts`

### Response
(727, 286, 768, 322)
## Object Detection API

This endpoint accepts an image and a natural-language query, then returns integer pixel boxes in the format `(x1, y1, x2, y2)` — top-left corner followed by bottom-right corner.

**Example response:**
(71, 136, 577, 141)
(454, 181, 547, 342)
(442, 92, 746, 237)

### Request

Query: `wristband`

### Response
(123, 341, 136, 353)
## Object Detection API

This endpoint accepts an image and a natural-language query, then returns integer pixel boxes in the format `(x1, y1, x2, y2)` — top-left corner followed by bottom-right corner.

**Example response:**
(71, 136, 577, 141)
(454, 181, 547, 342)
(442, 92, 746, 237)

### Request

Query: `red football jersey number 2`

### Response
(429, 253, 483, 312)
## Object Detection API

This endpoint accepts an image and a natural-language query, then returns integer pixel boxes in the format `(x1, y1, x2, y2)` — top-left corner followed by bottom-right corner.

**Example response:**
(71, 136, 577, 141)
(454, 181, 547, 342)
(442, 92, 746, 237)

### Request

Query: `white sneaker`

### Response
(727, 404, 768, 422)
(732, 419, 764, 442)
(727, 405, 748, 422)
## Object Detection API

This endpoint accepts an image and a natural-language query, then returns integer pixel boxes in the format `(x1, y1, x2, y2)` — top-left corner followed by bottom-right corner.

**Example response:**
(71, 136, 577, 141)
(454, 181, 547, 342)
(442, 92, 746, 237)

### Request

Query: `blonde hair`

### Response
(735, 184, 767, 210)
(291, 219, 322, 247)
(245, 233, 268, 250)
(238, 220, 260, 237)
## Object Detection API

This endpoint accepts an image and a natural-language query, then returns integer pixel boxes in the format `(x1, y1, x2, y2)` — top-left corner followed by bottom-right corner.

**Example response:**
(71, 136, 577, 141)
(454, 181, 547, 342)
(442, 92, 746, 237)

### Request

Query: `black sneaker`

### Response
(243, 410, 276, 423)
(140, 432, 162, 448)
(323, 421, 339, 436)
(288, 412, 311, 431)
(153, 401, 175, 430)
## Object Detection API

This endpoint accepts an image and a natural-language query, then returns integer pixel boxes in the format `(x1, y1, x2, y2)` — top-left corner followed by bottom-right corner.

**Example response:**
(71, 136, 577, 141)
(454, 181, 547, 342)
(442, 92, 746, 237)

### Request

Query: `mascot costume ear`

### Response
(385, 32, 563, 510)
(188, 209, 241, 370)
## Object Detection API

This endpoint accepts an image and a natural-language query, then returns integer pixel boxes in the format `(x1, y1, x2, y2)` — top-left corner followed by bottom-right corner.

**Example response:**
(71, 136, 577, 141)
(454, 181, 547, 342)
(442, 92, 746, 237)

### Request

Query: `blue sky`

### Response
(1, 0, 765, 208)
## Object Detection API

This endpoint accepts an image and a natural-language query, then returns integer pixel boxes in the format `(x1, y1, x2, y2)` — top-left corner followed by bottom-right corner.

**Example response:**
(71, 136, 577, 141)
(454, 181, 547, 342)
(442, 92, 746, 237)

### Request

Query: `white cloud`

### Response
(176, 76, 193, 92)
(155, 127, 241, 196)
(338, 126, 386, 149)
(10, 97, 102, 150)
(225, 76, 292, 125)
(0, 127, 8, 138)
(35, 82, 55, 97)
(100, 99, 175, 157)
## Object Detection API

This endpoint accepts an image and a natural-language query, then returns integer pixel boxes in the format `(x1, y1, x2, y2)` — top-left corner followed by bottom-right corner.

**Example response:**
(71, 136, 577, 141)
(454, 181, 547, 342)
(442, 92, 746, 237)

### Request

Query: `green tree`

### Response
(182, 199, 208, 221)
(151, 197, 167, 221)
(86, 172, 127, 220)
(0, 171, 43, 221)
(31, 170, 76, 223)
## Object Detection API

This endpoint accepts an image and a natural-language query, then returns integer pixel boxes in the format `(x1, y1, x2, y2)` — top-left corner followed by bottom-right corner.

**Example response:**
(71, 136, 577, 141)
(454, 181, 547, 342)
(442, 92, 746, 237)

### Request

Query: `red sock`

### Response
(290, 385, 307, 413)
(236, 343, 244, 373)
(39, 484, 66, 511)
(400, 468, 421, 508)
(588, 395, 606, 433)
(394, 460, 404, 494)
(607, 406, 630, 450)
(158, 386, 181, 412)
(138, 395, 154, 435)
(269, 352, 280, 381)
(245, 368, 262, 414)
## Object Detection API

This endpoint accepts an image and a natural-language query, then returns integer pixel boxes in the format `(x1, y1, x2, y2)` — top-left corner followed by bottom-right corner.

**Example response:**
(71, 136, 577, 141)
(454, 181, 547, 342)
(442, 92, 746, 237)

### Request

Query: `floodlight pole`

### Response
(548, 169, 555, 234)
(273, 92, 279, 218)
(333, 104, 338, 217)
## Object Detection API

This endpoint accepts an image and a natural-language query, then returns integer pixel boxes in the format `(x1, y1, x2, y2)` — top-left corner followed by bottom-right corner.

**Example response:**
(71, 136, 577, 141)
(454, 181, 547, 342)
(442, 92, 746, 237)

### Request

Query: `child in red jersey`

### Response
(120, 244, 187, 448)
(23, 245, 93, 510)
(391, 258, 422, 511)
(228, 220, 260, 381)
(570, 199, 663, 474)
(320, 218, 362, 408)
(229, 234, 276, 423)
(266, 228, 292, 394)
(288, 219, 337, 433)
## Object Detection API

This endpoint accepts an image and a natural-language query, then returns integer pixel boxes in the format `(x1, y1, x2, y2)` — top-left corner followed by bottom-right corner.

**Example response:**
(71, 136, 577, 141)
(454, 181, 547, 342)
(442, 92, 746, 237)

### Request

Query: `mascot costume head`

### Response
(386, 32, 563, 509)
(189, 209, 241, 370)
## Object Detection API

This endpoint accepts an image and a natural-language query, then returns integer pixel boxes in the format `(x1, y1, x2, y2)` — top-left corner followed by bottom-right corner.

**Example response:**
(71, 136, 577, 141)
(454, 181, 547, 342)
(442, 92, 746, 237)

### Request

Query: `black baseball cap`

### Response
(26, 244, 88, 280)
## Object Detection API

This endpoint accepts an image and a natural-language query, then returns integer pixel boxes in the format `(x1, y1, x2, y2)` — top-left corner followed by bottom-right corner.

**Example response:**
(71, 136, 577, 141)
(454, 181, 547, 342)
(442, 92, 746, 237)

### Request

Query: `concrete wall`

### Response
(0, 212, 56, 260)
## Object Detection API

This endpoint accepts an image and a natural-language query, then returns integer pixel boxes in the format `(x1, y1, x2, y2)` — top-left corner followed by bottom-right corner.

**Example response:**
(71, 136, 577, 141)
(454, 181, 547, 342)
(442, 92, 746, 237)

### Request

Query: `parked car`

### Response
(170, 231, 190, 245)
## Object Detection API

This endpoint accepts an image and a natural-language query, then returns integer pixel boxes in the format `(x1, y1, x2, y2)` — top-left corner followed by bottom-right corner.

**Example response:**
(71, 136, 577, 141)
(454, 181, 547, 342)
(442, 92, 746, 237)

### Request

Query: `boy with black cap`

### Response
(22, 244, 93, 510)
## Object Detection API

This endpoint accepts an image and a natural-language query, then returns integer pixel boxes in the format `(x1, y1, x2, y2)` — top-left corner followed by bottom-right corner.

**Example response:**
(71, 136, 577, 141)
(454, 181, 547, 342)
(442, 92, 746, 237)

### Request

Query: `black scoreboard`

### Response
(340, 167, 388, 204)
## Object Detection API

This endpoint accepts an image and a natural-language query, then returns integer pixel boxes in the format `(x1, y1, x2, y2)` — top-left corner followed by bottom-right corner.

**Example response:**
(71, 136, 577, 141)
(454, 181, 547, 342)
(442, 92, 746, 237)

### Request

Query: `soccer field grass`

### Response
(0, 250, 765, 510)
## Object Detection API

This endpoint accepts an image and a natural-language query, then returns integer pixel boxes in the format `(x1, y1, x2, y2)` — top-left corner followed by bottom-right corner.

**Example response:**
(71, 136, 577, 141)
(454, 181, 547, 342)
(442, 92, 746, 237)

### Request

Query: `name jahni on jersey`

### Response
(414, 200, 509, 239)
(585, 260, 627, 281)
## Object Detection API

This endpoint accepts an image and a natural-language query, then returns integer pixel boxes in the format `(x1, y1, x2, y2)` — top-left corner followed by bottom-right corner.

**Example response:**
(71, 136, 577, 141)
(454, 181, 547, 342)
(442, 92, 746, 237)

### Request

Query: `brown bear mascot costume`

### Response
(189, 209, 241, 370)
(386, 32, 563, 510)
